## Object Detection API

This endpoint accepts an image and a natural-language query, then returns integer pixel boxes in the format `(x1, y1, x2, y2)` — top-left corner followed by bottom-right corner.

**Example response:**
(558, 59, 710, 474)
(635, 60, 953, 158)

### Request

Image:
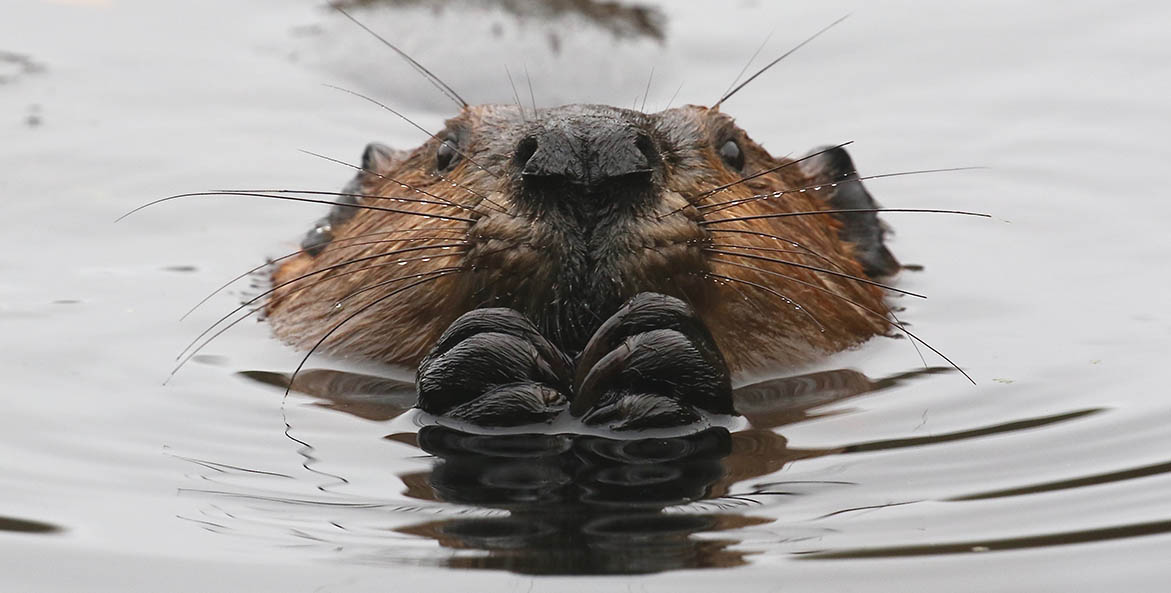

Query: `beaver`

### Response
(260, 100, 912, 429)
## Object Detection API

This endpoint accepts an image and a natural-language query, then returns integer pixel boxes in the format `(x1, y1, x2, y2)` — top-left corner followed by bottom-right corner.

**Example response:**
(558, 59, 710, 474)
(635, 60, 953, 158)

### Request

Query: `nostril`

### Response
(634, 133, 659, 167)
(515, 136, 539, 168)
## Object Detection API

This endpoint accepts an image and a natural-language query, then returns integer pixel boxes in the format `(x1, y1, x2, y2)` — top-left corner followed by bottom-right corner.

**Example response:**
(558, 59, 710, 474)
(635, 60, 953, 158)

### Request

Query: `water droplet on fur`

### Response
(397, 261, 408, 266)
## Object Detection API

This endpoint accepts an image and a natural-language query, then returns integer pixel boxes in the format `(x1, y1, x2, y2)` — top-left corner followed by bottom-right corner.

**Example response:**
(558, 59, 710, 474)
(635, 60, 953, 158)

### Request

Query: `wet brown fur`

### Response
(265, 104, 891, 376)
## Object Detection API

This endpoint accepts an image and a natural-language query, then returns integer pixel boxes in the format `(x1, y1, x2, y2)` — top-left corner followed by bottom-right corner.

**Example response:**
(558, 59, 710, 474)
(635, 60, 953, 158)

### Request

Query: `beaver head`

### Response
(265, 102, 897, 376)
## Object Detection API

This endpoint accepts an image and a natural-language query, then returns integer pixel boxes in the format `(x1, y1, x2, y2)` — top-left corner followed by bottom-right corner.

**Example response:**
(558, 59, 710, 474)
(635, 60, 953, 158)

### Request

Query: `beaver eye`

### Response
(436, 138, 459, 171)
(719, 139, 744, 170)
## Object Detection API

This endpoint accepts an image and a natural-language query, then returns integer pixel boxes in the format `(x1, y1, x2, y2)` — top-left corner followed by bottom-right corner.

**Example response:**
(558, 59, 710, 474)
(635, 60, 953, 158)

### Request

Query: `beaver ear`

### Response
(800, 146, 901, 278)
(328, 142, 410, 223)
(360, 142, 410, 172)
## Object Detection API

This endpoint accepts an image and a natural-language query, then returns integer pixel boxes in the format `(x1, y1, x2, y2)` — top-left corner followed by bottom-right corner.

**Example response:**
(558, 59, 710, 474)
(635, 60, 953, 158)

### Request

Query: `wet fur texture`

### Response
(266, 104, 893, 376)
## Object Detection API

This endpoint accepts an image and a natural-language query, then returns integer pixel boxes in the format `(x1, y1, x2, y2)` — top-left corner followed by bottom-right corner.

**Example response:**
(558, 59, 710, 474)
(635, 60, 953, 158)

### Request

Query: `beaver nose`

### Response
(518, 123, 658, 187)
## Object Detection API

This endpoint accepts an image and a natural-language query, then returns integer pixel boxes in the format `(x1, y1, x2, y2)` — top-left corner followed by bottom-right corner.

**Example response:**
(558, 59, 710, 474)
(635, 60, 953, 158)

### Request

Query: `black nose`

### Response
(518, 119, 658, 187)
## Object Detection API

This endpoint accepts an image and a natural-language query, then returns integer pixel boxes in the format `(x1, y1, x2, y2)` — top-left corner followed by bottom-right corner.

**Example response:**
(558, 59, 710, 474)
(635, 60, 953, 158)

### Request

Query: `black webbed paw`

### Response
(416, 308, 573, 426)
(571, 293, 734, 430)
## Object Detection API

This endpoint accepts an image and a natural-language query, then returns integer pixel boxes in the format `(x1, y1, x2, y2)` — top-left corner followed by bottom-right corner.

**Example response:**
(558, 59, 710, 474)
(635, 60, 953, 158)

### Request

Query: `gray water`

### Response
(2, 0, 1170, 591)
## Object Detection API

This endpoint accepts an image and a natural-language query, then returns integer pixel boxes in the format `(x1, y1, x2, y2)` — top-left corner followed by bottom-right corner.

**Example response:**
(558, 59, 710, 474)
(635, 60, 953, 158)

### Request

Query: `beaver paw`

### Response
(416, 308, 573, 426)
(570, 293, 734, 430)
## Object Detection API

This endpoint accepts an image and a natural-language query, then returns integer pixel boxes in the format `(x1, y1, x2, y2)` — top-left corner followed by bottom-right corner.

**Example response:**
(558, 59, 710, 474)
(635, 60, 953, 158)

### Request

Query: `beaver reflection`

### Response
(238, 365, 945, 574)
(396, 426, 773, 574)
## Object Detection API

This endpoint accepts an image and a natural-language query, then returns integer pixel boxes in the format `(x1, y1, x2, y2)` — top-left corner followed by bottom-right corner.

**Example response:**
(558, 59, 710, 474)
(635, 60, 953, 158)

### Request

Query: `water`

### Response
(2, 0, 1170, 590)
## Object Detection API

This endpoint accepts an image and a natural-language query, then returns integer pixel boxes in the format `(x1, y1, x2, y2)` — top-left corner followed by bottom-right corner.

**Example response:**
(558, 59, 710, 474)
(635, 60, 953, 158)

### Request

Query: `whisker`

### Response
(658, 142, 852, 219)
(663, 81, 684, 111)
(640, 65, 655, 113)
(214, 188, 475, 212)
(334, 264, 463, 306)
(704, 248, 926, 298)
(707, 228, 849, 272)
(176, 243, 469, 360)
(700, 208, 991, 227)
(324, 84, 501, 180)
(709, 243, 815, 257)
(284, 269, 462, 395)
(505, 65, 527, 121)
(170, 257, 467, 378)
(703, 272, 825, 332)
(181, 228, 467, 320)
(334, 6, 467, 108)
(298, 148, 505, 214)
(714, 14, 849, 108)
(524, 63, 537, 113)
(717, 29, 774, 103)
(429, 172, 506, 212)
(707, 259, 973, 383)
(693, 142, 852, 202)
(116, 191, 474, 224)
(891, 307, 928, 369)
(700, 166, 986, 216)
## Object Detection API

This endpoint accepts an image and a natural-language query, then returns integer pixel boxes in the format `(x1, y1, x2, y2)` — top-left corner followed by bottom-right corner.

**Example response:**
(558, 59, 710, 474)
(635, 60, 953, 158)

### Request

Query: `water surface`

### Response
(2, 0, 1170, 591)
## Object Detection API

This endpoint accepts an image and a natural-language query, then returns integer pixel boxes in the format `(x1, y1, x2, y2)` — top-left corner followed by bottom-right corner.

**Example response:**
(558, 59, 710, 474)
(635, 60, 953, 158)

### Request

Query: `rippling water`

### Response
(3, 0, 1170, 591)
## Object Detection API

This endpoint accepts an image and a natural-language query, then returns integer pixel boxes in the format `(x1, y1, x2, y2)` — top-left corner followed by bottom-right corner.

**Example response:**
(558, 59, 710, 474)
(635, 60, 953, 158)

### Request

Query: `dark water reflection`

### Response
(399, 426, 757, 574)
(215, 366, 1115, 574)
(228, 367, 872, 574)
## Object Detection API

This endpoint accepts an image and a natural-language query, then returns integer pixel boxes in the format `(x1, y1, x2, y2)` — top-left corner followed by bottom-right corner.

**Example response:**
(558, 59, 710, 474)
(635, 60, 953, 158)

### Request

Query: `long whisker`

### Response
(708, 243, 818, 258)
(298, 147, 508, 214)
(704, 272, 825, 332)
(505, 65, 527, 121)
(334, 6, 467, 108)
(177, 243, 469, 360)
(430, 172, 507, 212)
(181, 228, 467, 320)
(214, 188, 474, 212)
(701, 208, 991, 226)
(704, 248, 926, 298)
(700, 166, 986, 216)
(324, 84, 501, 180)
(116, 191, 474, 224)
(694, 141, 852, 201)
(284, 269, 462, 395)
(524, 63, 537, 113)
(297, 148, 503, 214)
(171, 264, 463, 381)
(334, 264, 463, 306)
(640, 65, 655, 113)
(717, 29, 774, 103)
(714, 15, 849, 108)
(663, 81, 685, 111)
(891, 307, 928, 369)
(707, 228, 848, 271)
(659, 142, 852, 219)
(707, 258, 973, 383)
